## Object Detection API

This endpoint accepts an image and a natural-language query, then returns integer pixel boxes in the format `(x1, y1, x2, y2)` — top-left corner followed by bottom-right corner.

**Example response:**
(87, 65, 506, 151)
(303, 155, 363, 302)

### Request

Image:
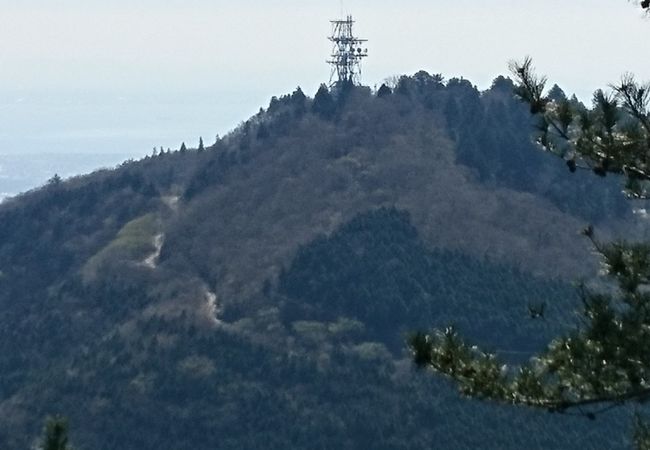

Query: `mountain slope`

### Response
(0, 73, 636, 448)
(0, 208, 629, 450)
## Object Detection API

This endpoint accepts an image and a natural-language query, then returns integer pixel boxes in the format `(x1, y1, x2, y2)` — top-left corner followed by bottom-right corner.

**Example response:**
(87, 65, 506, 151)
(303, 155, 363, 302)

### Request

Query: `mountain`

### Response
(0, 74, 636, 449)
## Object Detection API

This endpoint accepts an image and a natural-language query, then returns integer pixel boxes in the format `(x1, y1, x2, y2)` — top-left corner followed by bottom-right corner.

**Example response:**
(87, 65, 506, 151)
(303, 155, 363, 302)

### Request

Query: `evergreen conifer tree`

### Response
(47, 174, 62, 186)
(377, 83, 392, 98)
(290, 87, 307, 115)
(39, 416, 72, 450)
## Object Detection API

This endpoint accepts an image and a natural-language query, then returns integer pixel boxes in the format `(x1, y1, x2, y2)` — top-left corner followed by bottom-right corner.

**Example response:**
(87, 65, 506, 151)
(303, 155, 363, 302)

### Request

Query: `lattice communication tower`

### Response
(327, 16, 368, 86)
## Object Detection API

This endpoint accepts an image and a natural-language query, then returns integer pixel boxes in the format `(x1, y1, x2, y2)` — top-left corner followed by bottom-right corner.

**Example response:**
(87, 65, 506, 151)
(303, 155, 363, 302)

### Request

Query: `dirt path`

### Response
(143, 233, 164, 268)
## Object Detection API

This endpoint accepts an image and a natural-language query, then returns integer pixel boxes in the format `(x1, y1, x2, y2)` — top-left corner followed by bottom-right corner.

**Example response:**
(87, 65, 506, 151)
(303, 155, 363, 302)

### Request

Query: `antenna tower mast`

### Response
(327, 16, 368, 86)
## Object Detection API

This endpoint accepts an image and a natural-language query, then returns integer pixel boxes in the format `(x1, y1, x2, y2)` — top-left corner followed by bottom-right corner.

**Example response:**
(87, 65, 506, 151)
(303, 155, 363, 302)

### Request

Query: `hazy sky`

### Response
(0, 0, 649, 156)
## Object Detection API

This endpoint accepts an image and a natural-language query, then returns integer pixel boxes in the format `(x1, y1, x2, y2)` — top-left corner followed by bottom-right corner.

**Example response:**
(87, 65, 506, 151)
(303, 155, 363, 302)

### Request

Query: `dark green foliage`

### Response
(312, 84, 336, 119)
(0, 169, 158, 303)
(40, 417, 72, 450)
(48, 173, 62, 185)
(268, 87, 308, 119)
(17, 309, 628, 450)
(290, 87, 307, 115)
(256, 122, 270, 140)
(280, 208, 576, 349)
(547, 84, 567, 102)
(182, 148, 237, 200)
(396, 71, 445, 100)
(377, 83, 392, 98)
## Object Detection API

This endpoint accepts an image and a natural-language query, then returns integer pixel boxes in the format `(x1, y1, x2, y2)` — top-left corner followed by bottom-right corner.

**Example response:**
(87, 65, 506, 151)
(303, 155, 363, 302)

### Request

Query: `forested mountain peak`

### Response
(0, 72, 638, 449)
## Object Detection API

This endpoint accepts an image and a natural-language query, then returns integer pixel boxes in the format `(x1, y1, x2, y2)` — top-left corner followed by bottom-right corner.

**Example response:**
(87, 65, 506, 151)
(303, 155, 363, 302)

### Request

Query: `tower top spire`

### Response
(327, 15, 368, 86)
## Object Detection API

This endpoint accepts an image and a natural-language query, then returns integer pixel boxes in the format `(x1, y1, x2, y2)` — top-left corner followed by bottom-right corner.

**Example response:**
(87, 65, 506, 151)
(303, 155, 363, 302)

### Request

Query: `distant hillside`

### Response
(0, 73, 636, 449)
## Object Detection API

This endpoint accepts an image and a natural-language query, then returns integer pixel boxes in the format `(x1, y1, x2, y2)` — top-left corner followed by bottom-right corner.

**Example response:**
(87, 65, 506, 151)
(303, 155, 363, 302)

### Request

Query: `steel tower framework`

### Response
(327, 16, 368, 86)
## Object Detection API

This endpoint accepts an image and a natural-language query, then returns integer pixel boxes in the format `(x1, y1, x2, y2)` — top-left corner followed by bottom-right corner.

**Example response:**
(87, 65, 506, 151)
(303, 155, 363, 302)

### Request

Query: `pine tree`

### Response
(47, 174, 62, 186)
(377, 83, 392, 98)
(290, 87, 307, 116)
(39, 416, 72, 450)
(198, 137, 205, 152)
(180, 142, 187, 153)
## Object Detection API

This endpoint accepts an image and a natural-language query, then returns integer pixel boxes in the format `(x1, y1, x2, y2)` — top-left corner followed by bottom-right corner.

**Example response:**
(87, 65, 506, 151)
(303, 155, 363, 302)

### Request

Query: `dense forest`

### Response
(0, 73, 641, 448)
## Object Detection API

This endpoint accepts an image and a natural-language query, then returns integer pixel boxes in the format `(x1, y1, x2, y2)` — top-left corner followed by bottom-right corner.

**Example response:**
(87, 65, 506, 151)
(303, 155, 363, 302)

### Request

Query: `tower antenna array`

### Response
(327, 15, 368, 86)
